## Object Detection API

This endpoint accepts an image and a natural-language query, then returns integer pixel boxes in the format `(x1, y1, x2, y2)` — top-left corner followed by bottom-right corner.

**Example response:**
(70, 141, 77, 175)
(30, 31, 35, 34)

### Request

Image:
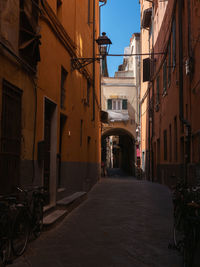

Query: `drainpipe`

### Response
(151, 2, 155, 182)
(178, 0, 191, 184)
(147, 2, 154, 182)
(99, 0, 107, 109)
(32, 78, 38, 182)
(99, 1, 107, 169)
(92, 0, 96, 121)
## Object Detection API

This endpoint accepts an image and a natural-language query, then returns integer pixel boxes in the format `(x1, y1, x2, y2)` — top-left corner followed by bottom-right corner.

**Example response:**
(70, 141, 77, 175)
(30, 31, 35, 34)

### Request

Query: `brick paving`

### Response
(12, 177, 181, 267)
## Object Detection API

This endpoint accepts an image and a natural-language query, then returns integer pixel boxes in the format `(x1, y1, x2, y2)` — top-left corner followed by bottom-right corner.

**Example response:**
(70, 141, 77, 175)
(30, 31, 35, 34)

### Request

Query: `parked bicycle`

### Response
(171, 181, 200, 267)
(0, 194, 28, 265)
(0, 195, 14, 265)
(15, 186, 44, 236)
(0, 186, 45, 265)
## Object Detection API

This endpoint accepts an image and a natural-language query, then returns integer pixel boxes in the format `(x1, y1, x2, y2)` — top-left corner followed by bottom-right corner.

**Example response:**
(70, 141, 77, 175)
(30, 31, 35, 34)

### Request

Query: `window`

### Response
(168, 41, 171, 86)
(60, 67, 68, 109)
(88, 0, 91, 24)
(107, 99, 128, 111)
(143, 58, 150, 82)
(122, 99, 127, 110)
(169, 124, 172, 162)
(180, 137, 184, 163)
(80, 120, 83, 146)
(57, 0, 62, 18)
(57, 0, 62, 9)
(87, 80, 90, 105)
(163, 60, 167, 94)
(172, 18, 176, 69)
(174, 116, 178, 161)
(156, 75, 160, 105)
(157, 138, 160, 164)
(164, 130, 167, 160)
(19, 0, 40, 67)
(107, 99, 112, 110)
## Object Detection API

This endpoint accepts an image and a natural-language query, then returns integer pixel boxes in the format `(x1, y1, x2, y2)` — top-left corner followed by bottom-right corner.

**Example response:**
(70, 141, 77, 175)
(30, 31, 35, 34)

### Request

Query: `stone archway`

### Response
(101, 128, 135, 176)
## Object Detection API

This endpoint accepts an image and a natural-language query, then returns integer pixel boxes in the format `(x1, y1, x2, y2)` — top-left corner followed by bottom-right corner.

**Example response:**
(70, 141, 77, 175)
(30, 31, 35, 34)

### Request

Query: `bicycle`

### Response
(0, 196, 13, 265)
(171, 182, 200, 267)
(0, 194, 28, 265)
(11, 186, 44, 257)
(182, 201, 200, 267)
(172, 182, 190, 249)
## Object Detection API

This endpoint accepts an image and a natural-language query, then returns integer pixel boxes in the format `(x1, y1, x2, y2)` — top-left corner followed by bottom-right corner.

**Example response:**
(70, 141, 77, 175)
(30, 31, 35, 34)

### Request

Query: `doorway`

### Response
(58, 114, 67, 188)
(44, 99, 57, 205)
(0, 80, 22, 193)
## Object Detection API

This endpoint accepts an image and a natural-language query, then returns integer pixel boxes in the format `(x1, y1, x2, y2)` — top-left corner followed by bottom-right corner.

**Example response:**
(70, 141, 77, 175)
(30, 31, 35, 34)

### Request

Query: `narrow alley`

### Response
(12, 176, 181, 267)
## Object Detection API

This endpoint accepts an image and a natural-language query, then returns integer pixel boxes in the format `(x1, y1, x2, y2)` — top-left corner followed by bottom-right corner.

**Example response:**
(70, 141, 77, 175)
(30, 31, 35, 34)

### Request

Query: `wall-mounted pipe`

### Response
(178, 0, 191, 183)
(92, 0, 96, 121)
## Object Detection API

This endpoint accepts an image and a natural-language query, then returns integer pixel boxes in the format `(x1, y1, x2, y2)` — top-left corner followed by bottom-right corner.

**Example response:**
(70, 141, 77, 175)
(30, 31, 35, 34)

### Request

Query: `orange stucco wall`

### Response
(0, 0, 101, 197)
(36, 0, 100, 163)
(143, 0, 200, 186)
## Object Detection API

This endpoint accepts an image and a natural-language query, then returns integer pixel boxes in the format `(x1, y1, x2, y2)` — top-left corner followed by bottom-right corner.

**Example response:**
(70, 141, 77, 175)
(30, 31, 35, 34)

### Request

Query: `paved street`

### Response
(12, 177, 181, 267)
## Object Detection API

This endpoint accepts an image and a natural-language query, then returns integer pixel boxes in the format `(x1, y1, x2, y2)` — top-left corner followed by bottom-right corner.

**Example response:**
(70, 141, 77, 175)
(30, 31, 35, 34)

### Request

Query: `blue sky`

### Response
(101, 0, 141, 77)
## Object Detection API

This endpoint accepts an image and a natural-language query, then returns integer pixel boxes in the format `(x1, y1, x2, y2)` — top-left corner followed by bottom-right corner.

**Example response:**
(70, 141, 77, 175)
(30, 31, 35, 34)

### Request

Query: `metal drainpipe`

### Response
(148, 42, 151, 180)
(32, 78, 37, 182)
(151, 2, 155, 182)
(148, 3, 154, 181)
(99, 1, 107, 166)
(187, 0, 192, 135)
(99, 1, 107, 110)
(178, 0, 191, 184)
(92, 0, 96, 121)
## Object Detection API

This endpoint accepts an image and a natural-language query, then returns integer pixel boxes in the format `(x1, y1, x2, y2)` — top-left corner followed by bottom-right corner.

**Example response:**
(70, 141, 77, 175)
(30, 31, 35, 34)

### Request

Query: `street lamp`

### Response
(96, 32, 112, 56)
(71, 32, 112, 70)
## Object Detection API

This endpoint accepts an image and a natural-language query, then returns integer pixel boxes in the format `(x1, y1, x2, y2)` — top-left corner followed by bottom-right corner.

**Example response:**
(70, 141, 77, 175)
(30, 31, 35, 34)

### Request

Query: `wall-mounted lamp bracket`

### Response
(71, 57, 102, 71)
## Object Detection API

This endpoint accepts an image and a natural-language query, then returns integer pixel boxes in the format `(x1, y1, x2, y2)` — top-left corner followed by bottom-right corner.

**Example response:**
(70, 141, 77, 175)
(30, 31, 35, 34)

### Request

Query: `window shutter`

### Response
(122, 99, 127, 110)
(172, 18, 176, 68)
(143, 58, 150, 82)
(107, 99, 112, 110)
(168, 42, 171, 85)
(163, 60, 167, 93)
(156, 76, 160, 104)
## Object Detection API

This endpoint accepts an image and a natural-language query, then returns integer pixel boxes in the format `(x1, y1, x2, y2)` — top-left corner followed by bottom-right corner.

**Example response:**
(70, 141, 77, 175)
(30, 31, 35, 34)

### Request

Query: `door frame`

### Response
(43, 97, 57, 206)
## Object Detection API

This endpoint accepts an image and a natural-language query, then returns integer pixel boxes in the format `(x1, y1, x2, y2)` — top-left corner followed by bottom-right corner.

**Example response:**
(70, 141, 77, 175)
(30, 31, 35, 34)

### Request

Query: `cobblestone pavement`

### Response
(12, 177, 181, 267)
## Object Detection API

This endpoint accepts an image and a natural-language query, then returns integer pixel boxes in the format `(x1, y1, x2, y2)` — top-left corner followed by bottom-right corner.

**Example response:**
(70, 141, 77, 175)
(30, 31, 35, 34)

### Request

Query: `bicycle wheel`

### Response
(173, 208, 184, 248)
(0, 238, 11, 265)
(11, 209, 29, 256)
(33, 202, 43, 238)
(0, 213, 11, 264)
(192, 237, 200, 267)
(182, 226, 196, 267)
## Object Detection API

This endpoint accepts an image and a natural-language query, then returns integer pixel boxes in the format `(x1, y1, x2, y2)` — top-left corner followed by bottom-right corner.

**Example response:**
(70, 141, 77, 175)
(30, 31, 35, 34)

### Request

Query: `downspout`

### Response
(99, 1, 107, 172)
(32, 78, 37, 183)
(151, 2, 155, 182)
(92, 0, 96, 121)
(178, 0, 191, 184)
(99, 1, 107, 109)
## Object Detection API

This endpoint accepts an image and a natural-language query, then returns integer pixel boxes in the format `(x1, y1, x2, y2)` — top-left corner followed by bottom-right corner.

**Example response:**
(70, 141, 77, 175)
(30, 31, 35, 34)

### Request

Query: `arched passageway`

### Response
(101, 128, 135, 176)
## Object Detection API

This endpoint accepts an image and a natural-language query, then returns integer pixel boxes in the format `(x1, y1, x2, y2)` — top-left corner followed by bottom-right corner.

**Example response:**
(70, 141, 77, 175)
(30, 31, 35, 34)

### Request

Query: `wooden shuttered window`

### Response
(156, 75, 160, 105)
(107, 99, 112, 110)
(163, 60, 167, 94)
(168, 41, 171, 86)
(172, 18, 176, 69)
(122, 99, 127, 110)
(164, 130, 167, 161)
(143, 58, 150, 82)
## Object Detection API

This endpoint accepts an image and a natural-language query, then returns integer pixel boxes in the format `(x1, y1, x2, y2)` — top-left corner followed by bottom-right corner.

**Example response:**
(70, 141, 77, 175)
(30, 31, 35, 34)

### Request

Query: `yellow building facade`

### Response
(139, 0, 152, 178)
(0, 0, 101, 206)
